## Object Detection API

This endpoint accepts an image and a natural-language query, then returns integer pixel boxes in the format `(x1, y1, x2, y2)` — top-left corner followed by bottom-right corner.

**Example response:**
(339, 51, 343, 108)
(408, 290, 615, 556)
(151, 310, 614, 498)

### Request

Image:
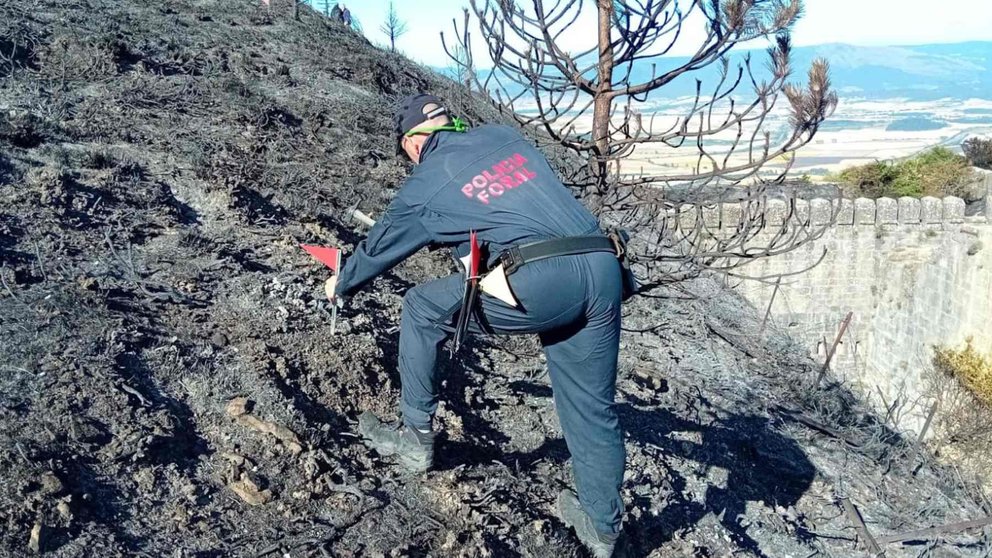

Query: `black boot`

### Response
(357, 411, 434, 473)
(558, 489, 619, 558)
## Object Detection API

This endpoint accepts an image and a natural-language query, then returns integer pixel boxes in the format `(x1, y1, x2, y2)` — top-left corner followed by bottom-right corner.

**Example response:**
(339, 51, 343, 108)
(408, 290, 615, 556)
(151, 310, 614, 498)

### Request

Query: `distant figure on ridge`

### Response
(329, 3, 351, 27)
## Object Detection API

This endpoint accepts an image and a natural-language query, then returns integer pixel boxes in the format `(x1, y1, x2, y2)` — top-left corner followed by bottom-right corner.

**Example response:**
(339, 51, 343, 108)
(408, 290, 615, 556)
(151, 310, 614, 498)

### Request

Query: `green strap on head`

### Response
(404, 116, 469, 137)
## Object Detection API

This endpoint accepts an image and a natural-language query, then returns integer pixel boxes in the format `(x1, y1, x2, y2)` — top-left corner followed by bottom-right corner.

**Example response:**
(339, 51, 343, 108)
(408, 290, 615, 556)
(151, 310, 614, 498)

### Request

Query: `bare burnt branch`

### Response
(447, 0, 837, 287)
(379, 3, 409, 53)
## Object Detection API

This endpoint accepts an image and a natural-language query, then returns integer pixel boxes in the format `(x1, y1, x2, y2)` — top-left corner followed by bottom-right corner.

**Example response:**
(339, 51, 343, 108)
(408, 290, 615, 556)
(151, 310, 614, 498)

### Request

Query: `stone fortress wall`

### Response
(701, 170, 992, 431)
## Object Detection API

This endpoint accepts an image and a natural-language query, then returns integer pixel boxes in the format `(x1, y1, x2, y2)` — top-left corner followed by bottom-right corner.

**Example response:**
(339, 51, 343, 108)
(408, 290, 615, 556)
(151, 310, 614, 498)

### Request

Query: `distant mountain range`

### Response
(780, 41, 991, 100)
(456, 41, 992, 102)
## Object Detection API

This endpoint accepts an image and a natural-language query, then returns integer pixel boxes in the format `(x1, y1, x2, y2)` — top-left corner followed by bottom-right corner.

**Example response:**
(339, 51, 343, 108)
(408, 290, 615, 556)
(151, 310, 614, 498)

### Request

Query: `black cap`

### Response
(393, 93, 449, 154)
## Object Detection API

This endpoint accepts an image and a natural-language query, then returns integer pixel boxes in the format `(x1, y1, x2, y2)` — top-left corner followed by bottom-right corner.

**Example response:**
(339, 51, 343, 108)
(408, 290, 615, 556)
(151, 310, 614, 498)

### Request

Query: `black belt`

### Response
(499, 235, 621, 275)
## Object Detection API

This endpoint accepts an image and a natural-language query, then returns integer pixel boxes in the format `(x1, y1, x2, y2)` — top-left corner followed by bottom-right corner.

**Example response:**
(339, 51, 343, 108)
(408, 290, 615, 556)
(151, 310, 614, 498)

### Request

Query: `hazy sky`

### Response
(326, 1, 991, 67)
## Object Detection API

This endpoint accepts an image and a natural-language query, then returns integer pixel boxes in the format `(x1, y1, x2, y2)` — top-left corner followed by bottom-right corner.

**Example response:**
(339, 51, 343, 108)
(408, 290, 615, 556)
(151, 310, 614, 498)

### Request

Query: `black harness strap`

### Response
(499, 235, 620, 275)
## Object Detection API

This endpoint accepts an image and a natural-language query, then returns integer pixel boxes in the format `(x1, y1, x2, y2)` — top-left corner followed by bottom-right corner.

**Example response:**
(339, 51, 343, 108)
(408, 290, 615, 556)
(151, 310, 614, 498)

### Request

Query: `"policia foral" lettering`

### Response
(461, 153, 538, 205)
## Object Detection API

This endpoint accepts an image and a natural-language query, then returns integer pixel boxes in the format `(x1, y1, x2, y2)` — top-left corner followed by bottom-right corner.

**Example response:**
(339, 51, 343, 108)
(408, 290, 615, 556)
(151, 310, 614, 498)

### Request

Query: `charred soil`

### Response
(1, 1, 989, 557)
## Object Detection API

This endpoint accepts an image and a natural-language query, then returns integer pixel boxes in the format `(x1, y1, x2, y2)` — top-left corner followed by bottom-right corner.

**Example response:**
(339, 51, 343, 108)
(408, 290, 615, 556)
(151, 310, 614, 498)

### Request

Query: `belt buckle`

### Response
(608, 232, 625, 259)
(501, 247, 523, 275)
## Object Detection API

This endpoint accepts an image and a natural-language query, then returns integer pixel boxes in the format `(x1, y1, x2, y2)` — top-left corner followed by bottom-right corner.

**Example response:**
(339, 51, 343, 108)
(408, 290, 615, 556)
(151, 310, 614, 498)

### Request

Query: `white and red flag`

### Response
(301, 244, 343, 333)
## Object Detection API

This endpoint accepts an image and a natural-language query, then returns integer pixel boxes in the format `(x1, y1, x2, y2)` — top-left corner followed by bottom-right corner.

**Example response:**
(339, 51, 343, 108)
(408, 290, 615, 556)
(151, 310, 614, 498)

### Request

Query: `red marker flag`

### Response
(302, 244, 343, 334)
(469, 231, 480, 278)
(301, 245, 342, 272)
(454, 231, 481, 352)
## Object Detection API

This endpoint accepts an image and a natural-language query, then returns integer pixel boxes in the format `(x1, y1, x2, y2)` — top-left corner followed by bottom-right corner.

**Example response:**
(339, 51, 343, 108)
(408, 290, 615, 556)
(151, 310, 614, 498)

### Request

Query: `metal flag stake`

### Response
(301, 244, 343, 334)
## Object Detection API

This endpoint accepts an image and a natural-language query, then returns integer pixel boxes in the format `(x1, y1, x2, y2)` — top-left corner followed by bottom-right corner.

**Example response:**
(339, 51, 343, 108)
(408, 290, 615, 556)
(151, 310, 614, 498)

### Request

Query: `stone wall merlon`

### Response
(671, 195, 981, 229)
(980, 168, 992, 222)
(921, 197, 942, 224)
(722, 203, 743, 230)
(898, 197, 921, 224)
(702, 205, 721, 228)
(810, 198, 832, 226)
(837, 199, 855, 225)
(854, 198, 874, 225)
(795, 199, 811, 225)
(679, 204, 699, 232)
(766, 199, 787, 226)
(943, 197, 965, 223)
(877, 197, 898, 224)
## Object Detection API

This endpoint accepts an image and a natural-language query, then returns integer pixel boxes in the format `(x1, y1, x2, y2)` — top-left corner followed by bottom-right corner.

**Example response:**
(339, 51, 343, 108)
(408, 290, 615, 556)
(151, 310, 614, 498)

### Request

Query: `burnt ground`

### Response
(1, 1, 990, 556)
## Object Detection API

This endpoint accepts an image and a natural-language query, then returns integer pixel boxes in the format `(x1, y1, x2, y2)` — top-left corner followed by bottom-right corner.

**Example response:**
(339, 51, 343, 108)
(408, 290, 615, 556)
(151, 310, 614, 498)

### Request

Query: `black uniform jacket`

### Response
(335, 124, 600, 297)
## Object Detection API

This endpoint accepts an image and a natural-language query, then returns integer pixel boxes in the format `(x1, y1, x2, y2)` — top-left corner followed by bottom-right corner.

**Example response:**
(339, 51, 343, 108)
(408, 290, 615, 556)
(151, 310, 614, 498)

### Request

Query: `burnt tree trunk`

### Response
(591, 0, 616, 186)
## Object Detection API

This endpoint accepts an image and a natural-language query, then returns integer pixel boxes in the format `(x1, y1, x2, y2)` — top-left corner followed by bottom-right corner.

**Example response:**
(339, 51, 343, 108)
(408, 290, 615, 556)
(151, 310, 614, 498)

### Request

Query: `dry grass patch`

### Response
(935, 340, 992, 406)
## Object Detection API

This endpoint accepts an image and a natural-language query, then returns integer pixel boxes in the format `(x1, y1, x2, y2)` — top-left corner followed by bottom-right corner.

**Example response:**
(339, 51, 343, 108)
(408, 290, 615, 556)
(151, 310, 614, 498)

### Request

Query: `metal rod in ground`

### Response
(330, 251, 342, 334)
(817, 311, 854, 386)
(840, 497, 884, 555)
(876, 515, 992, 545)
(757, 276, 782, 339)
(917, 401, 939, 445)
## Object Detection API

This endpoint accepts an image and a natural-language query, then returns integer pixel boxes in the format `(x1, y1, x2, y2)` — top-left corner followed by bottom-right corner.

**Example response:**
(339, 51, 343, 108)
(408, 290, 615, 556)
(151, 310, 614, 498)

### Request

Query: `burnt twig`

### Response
(840, 497, 884, 555)
(876, 516, 992, 545)
(817, 312, 853, 386)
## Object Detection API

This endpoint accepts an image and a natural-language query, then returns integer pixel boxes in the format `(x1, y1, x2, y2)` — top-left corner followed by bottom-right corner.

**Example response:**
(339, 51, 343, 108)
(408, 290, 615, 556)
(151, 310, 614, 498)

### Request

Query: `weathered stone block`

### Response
(811, 198, 833, 226)
(721, 202, 743, 230)
(898, 197, 921, 223)
(677, 204, 696, 231)
(984, 169, 992, 222)
(794, 198, 810, 225)
(921, 197, 942, 224)
(837, 199, 855, 225)
(702, 204, 720, 228)
(765, 198, 787, 226)
(876, 197, 898, 224)
(854, 198, 875, 225)
(943, 196, 965, 223)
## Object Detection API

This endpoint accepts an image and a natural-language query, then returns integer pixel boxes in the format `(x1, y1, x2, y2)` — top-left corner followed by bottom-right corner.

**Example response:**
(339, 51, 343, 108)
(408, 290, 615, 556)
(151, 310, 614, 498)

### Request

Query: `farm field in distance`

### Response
(546, 96, 992, 182)
(787, 97, 992, 178)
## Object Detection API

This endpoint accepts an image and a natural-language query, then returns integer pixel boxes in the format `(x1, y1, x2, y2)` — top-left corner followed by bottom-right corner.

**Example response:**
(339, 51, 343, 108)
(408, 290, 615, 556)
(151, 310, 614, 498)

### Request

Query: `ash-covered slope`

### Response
(0, 1, 988, 557)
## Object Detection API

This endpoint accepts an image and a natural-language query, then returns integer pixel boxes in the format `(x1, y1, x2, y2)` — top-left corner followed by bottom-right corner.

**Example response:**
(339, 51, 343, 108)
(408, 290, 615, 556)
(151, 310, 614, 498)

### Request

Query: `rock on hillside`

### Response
(1, 1, 989, 556)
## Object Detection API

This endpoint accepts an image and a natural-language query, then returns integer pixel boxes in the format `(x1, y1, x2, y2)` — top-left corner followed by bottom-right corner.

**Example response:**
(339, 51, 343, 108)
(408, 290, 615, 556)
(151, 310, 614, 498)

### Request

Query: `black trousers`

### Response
(398, 251, 625, 535)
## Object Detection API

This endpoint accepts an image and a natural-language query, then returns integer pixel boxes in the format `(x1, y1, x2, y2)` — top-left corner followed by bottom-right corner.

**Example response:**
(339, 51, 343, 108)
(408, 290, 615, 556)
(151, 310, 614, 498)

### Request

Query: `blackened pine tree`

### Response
(380, 2, 408, 53)
(445, 0, 839, 289)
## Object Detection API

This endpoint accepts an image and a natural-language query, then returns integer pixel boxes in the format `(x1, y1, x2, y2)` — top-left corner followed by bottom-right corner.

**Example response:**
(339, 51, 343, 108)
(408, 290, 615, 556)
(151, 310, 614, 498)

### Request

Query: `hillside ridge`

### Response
(1, 1, 989, 556)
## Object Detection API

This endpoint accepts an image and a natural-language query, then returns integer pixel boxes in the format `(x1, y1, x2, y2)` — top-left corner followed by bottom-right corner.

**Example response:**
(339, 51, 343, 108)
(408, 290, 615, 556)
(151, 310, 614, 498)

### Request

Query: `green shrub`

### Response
(963, 136, 992, 170)
(835, 147, 977, 199)
(836, 161, 900, 198)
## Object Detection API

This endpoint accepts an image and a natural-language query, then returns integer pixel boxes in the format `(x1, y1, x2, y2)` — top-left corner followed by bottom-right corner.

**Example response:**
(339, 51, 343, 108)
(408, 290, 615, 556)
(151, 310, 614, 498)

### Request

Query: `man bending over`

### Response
(326, 94, 626, 557)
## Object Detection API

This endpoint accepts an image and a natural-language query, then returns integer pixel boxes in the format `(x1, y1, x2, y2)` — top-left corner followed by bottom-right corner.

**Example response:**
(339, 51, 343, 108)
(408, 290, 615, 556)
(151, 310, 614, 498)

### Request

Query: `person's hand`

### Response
(324, 276, 338, 303)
